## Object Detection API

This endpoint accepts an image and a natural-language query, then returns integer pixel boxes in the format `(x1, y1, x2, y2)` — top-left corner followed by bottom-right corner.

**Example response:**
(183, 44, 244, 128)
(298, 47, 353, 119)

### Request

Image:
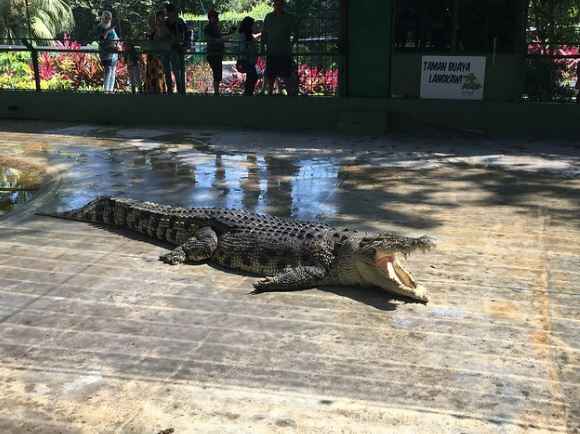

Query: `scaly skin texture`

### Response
(44, 197, 436, 302)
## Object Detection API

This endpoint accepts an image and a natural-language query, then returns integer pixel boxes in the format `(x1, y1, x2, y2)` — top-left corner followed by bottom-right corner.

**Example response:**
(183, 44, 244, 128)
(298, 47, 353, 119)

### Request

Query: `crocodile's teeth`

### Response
(387, 262, 402, 286)
(388, 261, 416, 289)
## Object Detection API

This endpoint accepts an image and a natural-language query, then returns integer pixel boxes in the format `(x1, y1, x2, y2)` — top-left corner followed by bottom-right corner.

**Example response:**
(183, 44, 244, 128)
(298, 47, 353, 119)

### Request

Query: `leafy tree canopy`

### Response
(1, 0, 75, 40)
(528, 0, 580, 44)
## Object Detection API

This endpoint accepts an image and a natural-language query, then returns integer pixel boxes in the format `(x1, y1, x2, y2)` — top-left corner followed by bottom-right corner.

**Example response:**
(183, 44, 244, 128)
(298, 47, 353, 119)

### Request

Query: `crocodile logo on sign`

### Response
(462, 73, 482, 91)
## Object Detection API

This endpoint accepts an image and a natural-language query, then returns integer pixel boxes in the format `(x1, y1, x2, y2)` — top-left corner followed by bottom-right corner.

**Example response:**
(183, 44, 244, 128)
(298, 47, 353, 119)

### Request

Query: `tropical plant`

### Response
(525, 1, 580, 101)
(526, 41, 579, 101)
(0, 50, 34, 88)
(218, 57, 338, 96)
(39, 36, 129, 89)
(0, 0, 75, 41)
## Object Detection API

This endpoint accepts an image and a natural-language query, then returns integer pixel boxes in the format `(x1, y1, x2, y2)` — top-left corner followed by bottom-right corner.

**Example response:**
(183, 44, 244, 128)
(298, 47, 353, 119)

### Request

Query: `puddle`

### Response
(5, 125, 580, 238)
(0, 165, 40, 215)
(43, 138, 346, 222)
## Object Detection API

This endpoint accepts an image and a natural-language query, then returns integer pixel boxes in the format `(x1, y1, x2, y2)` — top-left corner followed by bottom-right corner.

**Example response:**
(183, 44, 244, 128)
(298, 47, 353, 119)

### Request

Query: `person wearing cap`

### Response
(204, 9, 236, 95)
(261, 0, 298, 96)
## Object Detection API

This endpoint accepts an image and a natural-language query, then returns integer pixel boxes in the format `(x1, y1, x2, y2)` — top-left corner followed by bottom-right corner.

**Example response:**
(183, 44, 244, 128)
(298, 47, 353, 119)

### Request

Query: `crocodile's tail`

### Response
(36, 196, 117, 224)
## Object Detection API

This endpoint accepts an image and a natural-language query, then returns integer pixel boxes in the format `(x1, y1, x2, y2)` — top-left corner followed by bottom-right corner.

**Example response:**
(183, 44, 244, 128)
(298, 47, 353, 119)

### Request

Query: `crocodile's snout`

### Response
(355, 234, 434, 303)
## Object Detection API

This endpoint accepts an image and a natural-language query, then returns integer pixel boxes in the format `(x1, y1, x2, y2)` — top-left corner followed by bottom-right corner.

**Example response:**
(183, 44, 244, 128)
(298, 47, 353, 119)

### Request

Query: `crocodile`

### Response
(40, 197, 436, 303)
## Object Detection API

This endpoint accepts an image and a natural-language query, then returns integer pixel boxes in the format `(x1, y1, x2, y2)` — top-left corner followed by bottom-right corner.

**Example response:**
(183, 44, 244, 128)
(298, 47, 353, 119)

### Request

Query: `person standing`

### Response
(124, 41, 142, 94)
(144, 11, 167, 94)
(261, 0, 298, 96)
(96, 11, 119, 93)
(162, 3, 187, 95)
(238, 16, 259, 96)
(204, 9, 236, 95)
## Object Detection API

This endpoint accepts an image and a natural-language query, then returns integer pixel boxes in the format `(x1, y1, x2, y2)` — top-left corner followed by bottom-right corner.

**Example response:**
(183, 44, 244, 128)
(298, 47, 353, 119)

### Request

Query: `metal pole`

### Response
(451, 0, 459, 53)
(22, 38, 41, 92)
(31, 48, 41, 92)
(339, 0, 349, 97)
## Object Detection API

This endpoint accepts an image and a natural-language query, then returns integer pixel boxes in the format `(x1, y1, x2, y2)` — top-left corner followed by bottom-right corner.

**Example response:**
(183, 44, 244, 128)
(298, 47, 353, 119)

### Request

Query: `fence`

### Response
(524, 54, 579, 103)
(524, 40, 579, 103)
(0, 37, 340, 97)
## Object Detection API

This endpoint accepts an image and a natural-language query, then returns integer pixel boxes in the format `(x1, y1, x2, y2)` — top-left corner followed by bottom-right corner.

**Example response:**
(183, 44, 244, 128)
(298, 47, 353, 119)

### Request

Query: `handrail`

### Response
(0, 41, 341, 97)
(526, 54, 580, 58)
(0, 43, 339, 56)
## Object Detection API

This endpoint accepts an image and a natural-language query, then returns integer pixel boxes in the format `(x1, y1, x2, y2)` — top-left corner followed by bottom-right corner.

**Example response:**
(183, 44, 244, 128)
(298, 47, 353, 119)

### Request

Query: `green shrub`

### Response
(0, 74, 36, 90)
(42, 75, 74, 91)
(183, 1, 271, 22)
(0, 52, 35, 89)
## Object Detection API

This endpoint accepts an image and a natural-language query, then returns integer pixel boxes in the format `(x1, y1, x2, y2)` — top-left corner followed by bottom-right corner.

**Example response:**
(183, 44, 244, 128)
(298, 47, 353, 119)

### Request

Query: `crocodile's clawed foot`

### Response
(159, 251, 186, 265)
(250, 277, 275, 295)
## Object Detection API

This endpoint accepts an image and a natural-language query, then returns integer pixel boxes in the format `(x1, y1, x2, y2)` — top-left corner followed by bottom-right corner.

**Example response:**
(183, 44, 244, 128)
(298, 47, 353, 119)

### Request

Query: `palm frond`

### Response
(0, 0, 75, 40)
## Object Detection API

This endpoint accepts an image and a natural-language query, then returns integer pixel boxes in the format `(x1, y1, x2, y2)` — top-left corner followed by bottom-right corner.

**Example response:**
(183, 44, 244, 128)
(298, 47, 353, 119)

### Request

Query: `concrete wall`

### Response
(0, 92, 389, 134)
(2, 91, 580, 137)
(350, 0, 527, 102)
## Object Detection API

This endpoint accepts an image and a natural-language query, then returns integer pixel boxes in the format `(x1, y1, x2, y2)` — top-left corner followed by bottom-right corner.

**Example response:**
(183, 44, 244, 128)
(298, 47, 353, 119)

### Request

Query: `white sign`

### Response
(420, 56, 486, 100)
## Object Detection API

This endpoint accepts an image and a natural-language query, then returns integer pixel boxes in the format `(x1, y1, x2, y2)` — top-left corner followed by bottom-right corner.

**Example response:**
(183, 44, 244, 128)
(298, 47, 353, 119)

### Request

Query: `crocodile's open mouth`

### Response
(375, 253, 418, 289)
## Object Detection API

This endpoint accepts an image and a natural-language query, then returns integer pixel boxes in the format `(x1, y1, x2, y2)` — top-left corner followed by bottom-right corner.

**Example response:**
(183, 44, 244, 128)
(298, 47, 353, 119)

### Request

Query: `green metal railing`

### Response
(0, 37, 341, 96)
(524, 50, 579, 103)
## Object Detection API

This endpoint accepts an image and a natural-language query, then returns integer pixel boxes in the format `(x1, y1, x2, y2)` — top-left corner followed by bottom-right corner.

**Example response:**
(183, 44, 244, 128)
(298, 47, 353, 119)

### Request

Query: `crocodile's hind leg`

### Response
(160, 227, 218, 265)
(251, 266, 327, 294)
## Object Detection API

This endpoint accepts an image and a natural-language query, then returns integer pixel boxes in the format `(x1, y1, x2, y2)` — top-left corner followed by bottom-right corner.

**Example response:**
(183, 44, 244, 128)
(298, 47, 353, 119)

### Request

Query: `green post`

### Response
(338, 0, 349, 97)
(346, 0, 393, 97)
(22, 39, 41, 93)
(31, 49, 41, 93)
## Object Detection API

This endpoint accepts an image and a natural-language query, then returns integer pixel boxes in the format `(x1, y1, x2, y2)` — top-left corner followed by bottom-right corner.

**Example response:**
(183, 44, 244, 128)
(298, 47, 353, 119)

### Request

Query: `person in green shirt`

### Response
(261, 0, 298, 96)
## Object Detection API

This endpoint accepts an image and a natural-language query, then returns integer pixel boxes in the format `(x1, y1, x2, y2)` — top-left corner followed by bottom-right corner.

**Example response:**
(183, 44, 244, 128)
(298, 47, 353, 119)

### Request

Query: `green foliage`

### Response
(0, 50, 71, 90)
(0, 51, 30, 74)
(42, 75, 74, 90)
(0, 51, 34, 89)
(184, 1, 270, 21)
(0, 0, 75, 41)
(0, 72, 35, 89)
(185, 0, 338, 22)
(528, 0, 580, 44)
(69, 0, 157, 40)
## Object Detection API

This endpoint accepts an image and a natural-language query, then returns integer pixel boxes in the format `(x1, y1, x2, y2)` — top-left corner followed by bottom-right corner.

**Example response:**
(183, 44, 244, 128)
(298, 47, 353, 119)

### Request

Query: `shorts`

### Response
(207, 56, 223, 82)
(265, 55, 294, 79)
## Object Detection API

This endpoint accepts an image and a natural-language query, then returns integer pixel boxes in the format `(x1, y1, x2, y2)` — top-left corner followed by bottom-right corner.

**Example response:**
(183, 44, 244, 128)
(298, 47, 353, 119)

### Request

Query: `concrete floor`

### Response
(0, 120, 578, 434)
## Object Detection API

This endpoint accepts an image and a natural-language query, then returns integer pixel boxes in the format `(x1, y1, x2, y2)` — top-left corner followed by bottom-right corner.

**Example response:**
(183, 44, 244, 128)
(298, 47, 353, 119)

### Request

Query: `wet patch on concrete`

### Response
(0, 157, 44, 216)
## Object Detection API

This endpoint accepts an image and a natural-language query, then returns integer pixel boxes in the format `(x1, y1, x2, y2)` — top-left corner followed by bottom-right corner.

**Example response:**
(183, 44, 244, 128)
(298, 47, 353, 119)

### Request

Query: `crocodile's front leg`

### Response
(251, 266, 328, 294)
(160, 226, 218, 265)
